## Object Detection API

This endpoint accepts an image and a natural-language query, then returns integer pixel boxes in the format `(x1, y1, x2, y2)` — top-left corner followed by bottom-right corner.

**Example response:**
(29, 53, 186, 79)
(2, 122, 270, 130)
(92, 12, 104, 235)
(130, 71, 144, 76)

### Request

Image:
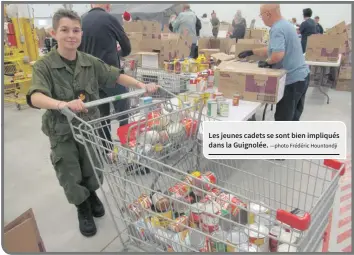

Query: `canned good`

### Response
(174, 60, 181, 74)
(201, 222, 220, 233)
(128, 194, 152, 219)
(238, 243, 258, 252)
(190, 202, 206, 222)
(164, 61, 170, 72)
(215, 97, 225, 114)
(219, 101, 230, 117)
(199, 63, 209, 72)
(245, 224, 270, 252)
(226, 229, 249, 252)
(207, 100, 217, 117)
(277, 244, 298, 252)
(168, 215, 189, 232)
(211, 230, 227, 252)
(168, 61, 175, 72)
(200, 188, 222, 203)
(193, 171, 217, 193)
(249, 202, 270, 224)
(168, 182, 190, 198)
(255, 213, 276, 230)
(215, 193, 248, 225)
(190, 62, 198, 73)
(212, 92, 223, 99)
(196, 78, 206, 92)
(233, 93, 240, 106)
(269, 226, 297, 252)
(185, 171, 201, 185)
(203, 91, 212, 104)
(152, 191, 171, 212)
(201, 202, 221, 226)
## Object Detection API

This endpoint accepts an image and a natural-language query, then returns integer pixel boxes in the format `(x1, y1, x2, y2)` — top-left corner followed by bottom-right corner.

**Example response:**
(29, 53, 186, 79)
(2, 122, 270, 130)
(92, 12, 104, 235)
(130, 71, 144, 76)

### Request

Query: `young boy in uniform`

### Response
(26, 9, 158, 237)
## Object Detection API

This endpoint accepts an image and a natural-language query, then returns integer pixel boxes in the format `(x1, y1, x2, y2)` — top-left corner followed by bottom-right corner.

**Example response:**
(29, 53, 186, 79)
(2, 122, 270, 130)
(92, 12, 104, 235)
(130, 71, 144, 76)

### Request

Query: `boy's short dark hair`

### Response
(52, 9, 81, 30)
(303, 8, 313, 18)
(315, 16, 320, 19)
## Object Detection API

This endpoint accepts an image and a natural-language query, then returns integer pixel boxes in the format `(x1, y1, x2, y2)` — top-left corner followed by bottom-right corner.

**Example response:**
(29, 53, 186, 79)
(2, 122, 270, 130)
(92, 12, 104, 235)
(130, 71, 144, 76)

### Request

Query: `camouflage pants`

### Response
(49, 137, 103, 205)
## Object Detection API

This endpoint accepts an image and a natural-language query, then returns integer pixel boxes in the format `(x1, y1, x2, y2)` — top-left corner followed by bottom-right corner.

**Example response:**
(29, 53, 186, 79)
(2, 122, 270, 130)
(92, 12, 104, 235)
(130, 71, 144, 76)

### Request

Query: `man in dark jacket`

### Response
(314, 16, 324, 34)
(79, 4, 131, 160)
(299, 8, 317, 53)
(230, 10, 247, 42)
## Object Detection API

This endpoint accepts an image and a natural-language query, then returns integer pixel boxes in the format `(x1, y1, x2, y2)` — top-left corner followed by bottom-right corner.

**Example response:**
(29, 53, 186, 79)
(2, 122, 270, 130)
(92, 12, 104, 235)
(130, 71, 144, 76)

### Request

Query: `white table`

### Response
(305, 54, 342, 104)
(171, 97, 262, 121)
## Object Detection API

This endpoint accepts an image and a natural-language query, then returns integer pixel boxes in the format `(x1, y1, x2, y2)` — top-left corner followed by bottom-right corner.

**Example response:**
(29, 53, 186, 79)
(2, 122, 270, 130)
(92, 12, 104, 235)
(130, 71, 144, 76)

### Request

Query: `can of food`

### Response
(157, 209, 173, 228)
(200, 188, 222, 203)
(190, 202, 206, 227)
(168, 215, 189, 232)
(164, 61, 170, 72)
(212, 92, 224, 99)
(211, 230, 227, 252)
(255, 213, 276, 230)
(128, 194, 152, 219)
(152, 192, 171, 212)
(193, 171, 217, 193)
(245, 224, 270, 252)
(238, 243, 259, 252)
(201, 222, 220, 233)
(174, 60, 181, 74)
(219, 101, 230, 117)
(277, 244, 298, 252)
(207, 100, 217, 117)
(215, 193, 248, 225)
(233, 93, 240, 106)
(216, 97, 226, 114)
(168, 61, 175, 73)
(207, 69, 214, 85)
(226, 229, 249, 252)
(269, 226, 297, 252)
(190, 62, 199, 73)
(249, 202, 270, 224)
(203, 91, 212, 104)
(201, 201, 221, 227)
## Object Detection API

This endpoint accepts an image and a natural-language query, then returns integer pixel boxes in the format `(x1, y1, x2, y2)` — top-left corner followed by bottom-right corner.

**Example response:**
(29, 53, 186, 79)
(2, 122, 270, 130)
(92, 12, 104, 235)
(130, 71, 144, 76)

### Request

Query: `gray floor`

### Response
(3, 86, 351, 252)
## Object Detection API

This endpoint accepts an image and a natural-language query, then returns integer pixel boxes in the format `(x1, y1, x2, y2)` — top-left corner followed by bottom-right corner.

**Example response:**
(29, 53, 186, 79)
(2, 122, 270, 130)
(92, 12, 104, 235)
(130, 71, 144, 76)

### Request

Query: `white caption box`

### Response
(203, 121, 346, 159)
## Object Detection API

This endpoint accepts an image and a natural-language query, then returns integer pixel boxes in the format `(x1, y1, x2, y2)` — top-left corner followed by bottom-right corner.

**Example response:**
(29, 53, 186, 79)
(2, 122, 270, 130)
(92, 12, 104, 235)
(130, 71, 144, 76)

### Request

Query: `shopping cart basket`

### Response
(60, 89, 345, 253)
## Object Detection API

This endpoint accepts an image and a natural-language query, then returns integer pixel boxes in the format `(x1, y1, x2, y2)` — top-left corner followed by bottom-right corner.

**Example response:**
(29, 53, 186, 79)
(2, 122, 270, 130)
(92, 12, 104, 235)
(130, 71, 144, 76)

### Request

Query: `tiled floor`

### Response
(4, 86, 351, 252)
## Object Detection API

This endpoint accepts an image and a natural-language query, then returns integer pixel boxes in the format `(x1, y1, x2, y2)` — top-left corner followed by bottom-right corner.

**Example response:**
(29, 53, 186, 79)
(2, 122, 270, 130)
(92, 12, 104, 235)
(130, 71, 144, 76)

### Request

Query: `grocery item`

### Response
(207, 100, 217, 118)
(171, 229, 191, 252)
(196, 77, 206, 92)
(233, 92, 240, 106)
(137, 130, 160, 145)
(201, 222, 220, 233)
(139, 96, 153, 114)
(238, 243, 259, 252)
(212, 92, 224, 99)
(269, 226, 297, 252)
(166, 123, 185, 139)
(219, 101, 230, 117)
(168, 215, 189, 232)
(182, 118, 198, 137)
(277, 244, 298, 252)
(168, 182, 190, 198)
(159, 130, 170, 144)
(156, 209, 173, 228)
(128, 194, 152, 220)
(226, 229, 249, 252)
(201, 201, 221, 226)
(215, 193, 248, 224)
(245, 224, 270, 252)
(190, 229, 211, 252)
(211, 230, 227, 252)
(193, 171, 217, 192)
(216, 97, 226, 114)
(249, 202, 270, 224)
(152, 192, 171, 212)
(207, 69, 215, 86)
(189, 59, 199, 73)
(200, 188, 222, 203)
(255, 213, 276, 230)
(174, 59, 181, 74)
(190, 202, 206, 228)
(182, 59, 190, 73)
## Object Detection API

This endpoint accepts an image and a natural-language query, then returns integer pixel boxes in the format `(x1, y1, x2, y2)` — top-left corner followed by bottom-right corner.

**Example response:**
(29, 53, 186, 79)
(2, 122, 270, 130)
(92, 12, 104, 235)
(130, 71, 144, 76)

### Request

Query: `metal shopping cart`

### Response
(60, 88, 345, 253)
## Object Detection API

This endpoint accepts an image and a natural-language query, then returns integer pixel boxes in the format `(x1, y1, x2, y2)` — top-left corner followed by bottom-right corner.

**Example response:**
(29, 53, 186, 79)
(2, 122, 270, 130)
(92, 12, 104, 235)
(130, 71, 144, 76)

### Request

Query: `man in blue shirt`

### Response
(238, 4, 310, 121)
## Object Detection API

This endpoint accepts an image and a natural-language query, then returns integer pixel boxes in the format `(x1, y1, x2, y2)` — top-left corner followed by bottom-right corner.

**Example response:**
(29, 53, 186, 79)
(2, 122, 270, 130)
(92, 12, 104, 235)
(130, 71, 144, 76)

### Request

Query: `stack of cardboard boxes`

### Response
(306, 21, 352, 91)
(124, 20, 193, 68)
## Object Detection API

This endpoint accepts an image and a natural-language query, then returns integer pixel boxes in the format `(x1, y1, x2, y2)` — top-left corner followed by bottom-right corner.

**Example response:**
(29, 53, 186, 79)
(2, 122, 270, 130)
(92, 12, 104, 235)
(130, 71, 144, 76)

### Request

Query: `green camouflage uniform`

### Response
(27, 47, 121, 205)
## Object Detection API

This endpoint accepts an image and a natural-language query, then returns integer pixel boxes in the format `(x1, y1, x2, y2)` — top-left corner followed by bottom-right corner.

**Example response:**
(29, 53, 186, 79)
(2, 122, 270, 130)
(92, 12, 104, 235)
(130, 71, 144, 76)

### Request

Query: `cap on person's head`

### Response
(123, 11, 132, 22)
(303, 8, 312, 18)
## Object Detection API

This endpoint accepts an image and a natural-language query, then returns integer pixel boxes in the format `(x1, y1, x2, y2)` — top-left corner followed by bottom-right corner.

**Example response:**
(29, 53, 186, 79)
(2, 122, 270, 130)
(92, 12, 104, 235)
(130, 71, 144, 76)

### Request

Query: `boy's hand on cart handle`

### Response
(137, 82, 159, 94)
(63, 99, 88, 113)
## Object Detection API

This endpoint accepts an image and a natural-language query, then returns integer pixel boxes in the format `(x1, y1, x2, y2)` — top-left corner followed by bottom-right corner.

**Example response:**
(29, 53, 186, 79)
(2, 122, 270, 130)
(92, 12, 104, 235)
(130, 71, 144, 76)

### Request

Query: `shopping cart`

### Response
(61, 89, 345, 253)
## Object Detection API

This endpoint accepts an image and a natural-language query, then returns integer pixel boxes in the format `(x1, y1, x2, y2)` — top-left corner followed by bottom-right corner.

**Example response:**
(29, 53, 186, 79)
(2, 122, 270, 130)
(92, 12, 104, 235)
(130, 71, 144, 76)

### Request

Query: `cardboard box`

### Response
(305, 34, 342, 62)
(160, 34, 192, 61)
(124, 20, 160, 33)
(136, 52, 160, 69)
(219, 38, 235, 54)
(140, 33, 162, 52)
(327, 21, 347, 36)
(347, 23, 352, 39)
(338, 64, 352, 80)
(336, 79, 352, 91)
(4, 208, 46, 253)
(198, 38, 220, 49)
(199, 49, 220, 59)
(249, 29, 266, 41)
(229, 45, 236, 54)
(126, 32, 144, 54)
(211, 53, 235, 66)
(235, 43, 267, 62)
(217, 61, 286, 104)
(238, 39, 262, 44)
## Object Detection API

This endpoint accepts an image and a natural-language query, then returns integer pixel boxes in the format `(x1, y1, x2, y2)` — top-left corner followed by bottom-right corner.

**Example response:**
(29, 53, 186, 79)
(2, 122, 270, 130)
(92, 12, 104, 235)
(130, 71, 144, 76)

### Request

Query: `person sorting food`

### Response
(26, 9, 158, 237)
(238, 4, 310, 121)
